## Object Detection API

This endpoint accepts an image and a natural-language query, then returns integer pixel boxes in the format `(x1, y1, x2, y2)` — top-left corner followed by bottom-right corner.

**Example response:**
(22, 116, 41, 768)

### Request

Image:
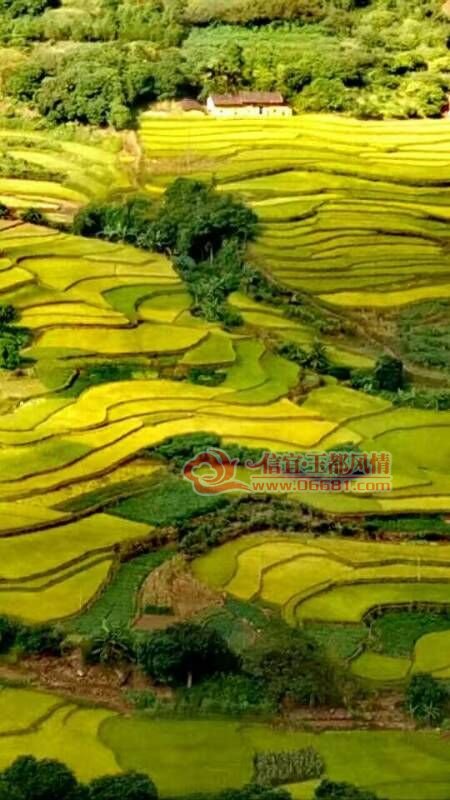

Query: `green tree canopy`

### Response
(406, 673, 447, 725)
(315, 779, 382, 800)
(88, 772, 158, 800)
(148, 178, 258, 260)
(2, 756, 78, 800)
(139, 622, 241, 687)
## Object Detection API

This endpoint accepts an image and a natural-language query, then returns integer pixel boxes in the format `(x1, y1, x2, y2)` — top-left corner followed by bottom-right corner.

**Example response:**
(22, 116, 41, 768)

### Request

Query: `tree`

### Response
(374, 354, 404, 391)
(152, 431, 221, 469)
(21, 208, 47, 225)
(305, 340, 329, 373)
(248, 629, 343, 708)
(0, 334, 21, 370)
(2, 757, 77, 800)
(148, 178, 258, 260)
(0, 616, 18, 653)
(85, 624, 135, 666)
(88, 773, 158, 800)
(315, 779, 382, 800)
(0, 304, 18, 325)
(139, 622, 241, 687)
(0, 779, 23, 800)
(152, 51, 193, 100)
(6, 62, 48, 101)
(72, 196, 155, 243)
(406, 673, 447, 725)
(14, 624, 64, 656)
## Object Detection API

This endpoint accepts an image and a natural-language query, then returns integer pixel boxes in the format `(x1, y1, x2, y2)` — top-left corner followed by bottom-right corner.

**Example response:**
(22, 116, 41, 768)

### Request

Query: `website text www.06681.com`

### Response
(182, 448, 393, 496)
(250, 477, 392, 493)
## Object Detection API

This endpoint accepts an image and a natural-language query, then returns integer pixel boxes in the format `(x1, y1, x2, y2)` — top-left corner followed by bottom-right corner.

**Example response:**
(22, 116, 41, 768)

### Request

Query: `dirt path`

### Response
(123, 130, 145, 187)
(283, 694, 415, 731)
(0, 655, 134, 713)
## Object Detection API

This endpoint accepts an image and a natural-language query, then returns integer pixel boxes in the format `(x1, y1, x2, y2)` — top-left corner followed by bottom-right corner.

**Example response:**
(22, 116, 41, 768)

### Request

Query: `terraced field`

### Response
(193, 533, 450, 622)
(194, 532, 450, 684)
(0, 109, 450, 800)
(140, 114, 450, 308)
(0, 204, 450, 623)
(0, 127, 130, 222)
(3, 686, 450, 800)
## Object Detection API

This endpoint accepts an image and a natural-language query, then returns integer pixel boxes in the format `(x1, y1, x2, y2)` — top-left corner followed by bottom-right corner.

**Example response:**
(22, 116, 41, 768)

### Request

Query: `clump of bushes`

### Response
(351, 354, 405, 394)
(406, 673, 448, 725)
(83, 623, 136, 666)
(0, 0, 59, 17)
(177, 495, 356, 557)
(21, 207, 48, 225)
(0, 303, 28, 371)
(0, 616, 64, 657)
(148, 431, 222, 471)
(314, 780, 382, 800)
(0, 755, 158, 800)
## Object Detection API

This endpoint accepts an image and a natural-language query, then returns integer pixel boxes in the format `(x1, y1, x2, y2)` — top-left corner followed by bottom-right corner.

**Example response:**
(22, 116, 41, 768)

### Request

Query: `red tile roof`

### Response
(210, 92, 285, 107)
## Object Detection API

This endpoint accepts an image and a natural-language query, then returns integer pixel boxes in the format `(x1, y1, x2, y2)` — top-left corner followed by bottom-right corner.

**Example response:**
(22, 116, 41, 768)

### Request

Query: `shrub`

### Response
(149, 432, 221, 469)
(0, 333, 21, 370)
(373, 355, 404, 391)
(0, 0, 59, 17)
(315, 780, 382, 800)
(175, 674, 275, 716)
(84, 624, 136, 666)
(21, 208, 47, 225)
(14, 624, 64, 656)
(0, 304, 18, 325)
(2, 756, 77, 800)
(168, 788, 292, 800)
(88, 772, 158, 800)
(406, 673, 447, 725)
(125, 689, 158, 710)
(0, 616, 18, 654)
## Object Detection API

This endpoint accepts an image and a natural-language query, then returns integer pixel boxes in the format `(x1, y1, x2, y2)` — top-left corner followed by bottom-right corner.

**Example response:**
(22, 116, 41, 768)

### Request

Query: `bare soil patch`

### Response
(139, 554, 224, 620)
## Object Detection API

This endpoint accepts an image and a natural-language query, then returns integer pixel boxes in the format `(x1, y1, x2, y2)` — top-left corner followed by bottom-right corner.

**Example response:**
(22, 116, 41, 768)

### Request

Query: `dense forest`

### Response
(0, 0, 449, 127)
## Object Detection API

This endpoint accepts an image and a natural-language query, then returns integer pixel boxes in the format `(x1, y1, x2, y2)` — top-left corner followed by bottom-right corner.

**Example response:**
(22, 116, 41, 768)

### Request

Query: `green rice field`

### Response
(194, 532, 450, 683)
(0, 686, 450, 799)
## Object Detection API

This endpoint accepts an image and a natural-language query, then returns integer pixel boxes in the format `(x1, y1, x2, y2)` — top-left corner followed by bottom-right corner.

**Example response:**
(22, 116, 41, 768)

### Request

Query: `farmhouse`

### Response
(206, 92, 292, 118)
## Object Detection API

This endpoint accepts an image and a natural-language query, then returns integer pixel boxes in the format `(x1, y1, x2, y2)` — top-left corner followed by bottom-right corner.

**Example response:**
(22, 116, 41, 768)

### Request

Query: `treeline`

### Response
(2, 0, 450, 123)
(6, 46, 169, 128)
